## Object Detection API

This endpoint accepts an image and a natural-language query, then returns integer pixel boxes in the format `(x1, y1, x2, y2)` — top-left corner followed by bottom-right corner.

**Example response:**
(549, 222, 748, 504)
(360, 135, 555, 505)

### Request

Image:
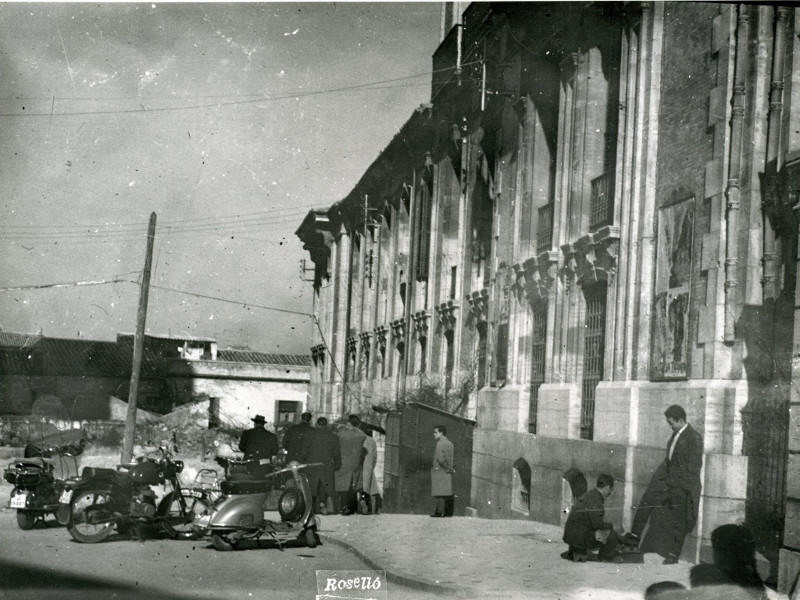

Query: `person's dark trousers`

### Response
(434, 496, 454, 517)
(631, 479, 691, 559)
(444, 495, 454, 517)
(631, 477, 670, 538)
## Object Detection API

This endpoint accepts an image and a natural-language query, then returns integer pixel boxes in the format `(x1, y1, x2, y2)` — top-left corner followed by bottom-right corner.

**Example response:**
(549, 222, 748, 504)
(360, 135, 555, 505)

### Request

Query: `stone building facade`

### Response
(296, 3, 800, 589)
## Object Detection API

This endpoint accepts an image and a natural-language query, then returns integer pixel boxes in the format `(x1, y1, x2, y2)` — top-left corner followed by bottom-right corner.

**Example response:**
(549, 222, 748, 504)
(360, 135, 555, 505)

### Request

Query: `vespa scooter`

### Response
(200, 461, 321, 551)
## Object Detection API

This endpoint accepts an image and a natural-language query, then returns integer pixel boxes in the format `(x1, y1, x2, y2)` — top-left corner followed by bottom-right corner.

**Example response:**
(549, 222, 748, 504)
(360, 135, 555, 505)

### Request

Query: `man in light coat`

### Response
(335, 415, 367, 515)
(431, 425, 455, 517)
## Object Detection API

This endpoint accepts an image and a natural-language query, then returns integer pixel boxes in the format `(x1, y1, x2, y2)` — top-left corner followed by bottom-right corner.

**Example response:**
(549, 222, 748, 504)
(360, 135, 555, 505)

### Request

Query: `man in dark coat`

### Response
(283, 411, 313, 463)
(430, 425, 455, 517)
(238, 414, 279, 478)
(301, 417, 341, 514)
(563, 473, 621, 562)
(624, 404, 704, 564)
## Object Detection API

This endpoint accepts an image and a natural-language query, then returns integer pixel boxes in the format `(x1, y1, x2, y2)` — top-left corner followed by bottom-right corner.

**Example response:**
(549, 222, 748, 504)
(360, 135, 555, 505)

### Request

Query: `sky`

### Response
(0, 2, 441, 355)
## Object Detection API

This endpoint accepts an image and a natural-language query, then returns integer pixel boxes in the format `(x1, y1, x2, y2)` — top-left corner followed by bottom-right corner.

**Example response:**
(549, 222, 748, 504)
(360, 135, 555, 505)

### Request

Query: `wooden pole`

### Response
(121, 212, 157, 463)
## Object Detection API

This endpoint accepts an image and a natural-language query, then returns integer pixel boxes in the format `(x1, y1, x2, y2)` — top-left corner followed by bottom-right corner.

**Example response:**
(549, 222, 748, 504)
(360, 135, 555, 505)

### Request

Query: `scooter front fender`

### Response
(208, 495, 266, 530)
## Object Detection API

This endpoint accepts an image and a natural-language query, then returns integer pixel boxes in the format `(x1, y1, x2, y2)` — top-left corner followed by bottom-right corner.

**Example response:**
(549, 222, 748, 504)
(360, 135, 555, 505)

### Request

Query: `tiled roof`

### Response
(118, 332, 218, 343)
(217, 349, 312, 367)
(0, 331, 42, 348)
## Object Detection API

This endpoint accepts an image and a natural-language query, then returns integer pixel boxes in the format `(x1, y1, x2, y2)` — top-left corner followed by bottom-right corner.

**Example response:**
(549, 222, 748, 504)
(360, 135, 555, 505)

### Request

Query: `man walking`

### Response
(283, 411, 313, 463)
(335, 415, 367, 515)
(430, 425, 455, 517)
(624, 404, 703, 564)
(301, 417, 341, 514)
(562, 473, 622, 562)
(238, 414, 279, 478)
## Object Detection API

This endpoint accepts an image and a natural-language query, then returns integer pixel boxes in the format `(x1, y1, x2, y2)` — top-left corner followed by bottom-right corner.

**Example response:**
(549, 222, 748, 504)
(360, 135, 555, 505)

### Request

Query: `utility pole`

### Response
(122, 212, 157, 463)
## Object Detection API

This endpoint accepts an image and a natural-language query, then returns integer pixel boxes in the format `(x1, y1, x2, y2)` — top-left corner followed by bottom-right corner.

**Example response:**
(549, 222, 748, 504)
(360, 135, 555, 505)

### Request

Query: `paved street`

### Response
(0, 509, 436, 600)
(0, 505, 791, 600)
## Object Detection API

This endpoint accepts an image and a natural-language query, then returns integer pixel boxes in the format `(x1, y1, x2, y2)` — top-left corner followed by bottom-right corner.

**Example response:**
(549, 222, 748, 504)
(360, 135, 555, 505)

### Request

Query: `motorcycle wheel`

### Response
(160, 492, 211, 540)
(16, 510, 36, 530)
(68, 489, 115, 543)
(211, 533, 238, 551)
(278, 488, 304, 523)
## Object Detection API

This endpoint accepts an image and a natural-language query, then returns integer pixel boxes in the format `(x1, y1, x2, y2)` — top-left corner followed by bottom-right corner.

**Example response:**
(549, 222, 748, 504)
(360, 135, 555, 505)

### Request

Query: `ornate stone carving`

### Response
(511, 251, 559, 305)
(561, 226, 620, 289)
(390, 318, 406, 341)
(412, 311, 430, 337)
(465, 288, 490, 323)
(373, 326, 388, 350)
(435, 301, 459, 331)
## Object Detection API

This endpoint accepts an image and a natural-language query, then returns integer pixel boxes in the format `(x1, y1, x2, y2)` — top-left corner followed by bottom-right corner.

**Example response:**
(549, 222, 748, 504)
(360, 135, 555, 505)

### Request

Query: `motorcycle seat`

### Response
(221, 479, 271, 495)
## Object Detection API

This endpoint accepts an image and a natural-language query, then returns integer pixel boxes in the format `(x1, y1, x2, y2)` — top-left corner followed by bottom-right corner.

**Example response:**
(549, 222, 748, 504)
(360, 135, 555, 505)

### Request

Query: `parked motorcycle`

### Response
(57, 445, 211, 543)
(199, 461, 321, 551)
(5, 438, 84, 530)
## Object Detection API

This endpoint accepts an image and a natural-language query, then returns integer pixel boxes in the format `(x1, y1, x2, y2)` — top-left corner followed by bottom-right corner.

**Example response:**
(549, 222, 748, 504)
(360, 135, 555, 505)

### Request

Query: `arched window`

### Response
(511, 458, 531, 515)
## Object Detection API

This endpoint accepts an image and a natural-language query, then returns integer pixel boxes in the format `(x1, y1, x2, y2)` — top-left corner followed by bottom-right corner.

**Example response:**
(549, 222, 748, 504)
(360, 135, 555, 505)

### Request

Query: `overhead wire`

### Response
(0, 61, 480, 119)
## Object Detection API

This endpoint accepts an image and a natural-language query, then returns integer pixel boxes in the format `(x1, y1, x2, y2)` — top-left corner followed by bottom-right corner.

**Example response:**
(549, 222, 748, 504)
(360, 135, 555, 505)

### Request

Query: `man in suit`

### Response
(301, 417, 341, 515)
(283, 411, 313, 463)
(563, 473, 622, 562)
(238, 414, 279, 478)
(430, 425, 455, 517)
(624, 404, 704, 564)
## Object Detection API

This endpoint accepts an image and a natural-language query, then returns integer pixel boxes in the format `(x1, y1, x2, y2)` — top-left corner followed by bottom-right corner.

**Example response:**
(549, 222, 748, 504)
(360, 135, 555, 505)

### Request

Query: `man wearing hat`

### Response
(239, 414, 279, 478)
(283, 411, 313, 463)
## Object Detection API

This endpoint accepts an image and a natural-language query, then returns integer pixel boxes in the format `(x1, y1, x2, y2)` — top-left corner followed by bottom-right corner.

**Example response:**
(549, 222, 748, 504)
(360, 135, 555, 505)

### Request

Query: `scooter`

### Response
(4, 434, 85, 530)
(199, 461, 321, 551)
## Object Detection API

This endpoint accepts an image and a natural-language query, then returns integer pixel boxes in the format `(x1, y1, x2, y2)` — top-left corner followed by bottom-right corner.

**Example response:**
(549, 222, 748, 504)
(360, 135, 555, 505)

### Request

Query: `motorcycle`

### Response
(199, 461, 321, 551)
(57, 445, 211, 543)
(4, 436, 85, 530)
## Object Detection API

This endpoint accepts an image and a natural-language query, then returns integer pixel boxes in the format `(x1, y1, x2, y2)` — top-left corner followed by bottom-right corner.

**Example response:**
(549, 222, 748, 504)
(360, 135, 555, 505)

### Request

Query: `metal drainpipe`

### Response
(724, 5, 750, 342)
(762, 6, 789, 301)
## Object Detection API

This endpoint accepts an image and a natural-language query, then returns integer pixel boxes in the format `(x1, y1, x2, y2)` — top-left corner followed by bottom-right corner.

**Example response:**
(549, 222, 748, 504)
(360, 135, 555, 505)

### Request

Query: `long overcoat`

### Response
(431, 436, 454, 497)
(335, 427, 367, 493)
(361, 435, 380, 496)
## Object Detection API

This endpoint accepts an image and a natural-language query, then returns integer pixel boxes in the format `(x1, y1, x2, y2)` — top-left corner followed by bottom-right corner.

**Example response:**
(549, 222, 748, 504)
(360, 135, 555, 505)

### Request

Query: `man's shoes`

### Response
(622, 532, 640, 546)
(572, 552, 588, 562)
(560, 550, 573, 561)
(662, 554, 679, 565)
(429, 513, 445, 518)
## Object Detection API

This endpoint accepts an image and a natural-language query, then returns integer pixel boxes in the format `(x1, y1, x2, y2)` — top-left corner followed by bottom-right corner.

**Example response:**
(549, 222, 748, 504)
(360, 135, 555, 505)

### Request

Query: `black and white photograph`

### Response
(1, 2, 799, 600)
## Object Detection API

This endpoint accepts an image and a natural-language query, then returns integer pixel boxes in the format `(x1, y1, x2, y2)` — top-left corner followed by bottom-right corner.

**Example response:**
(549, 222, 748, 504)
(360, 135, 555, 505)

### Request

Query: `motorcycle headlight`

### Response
(173, 460, 184, 474)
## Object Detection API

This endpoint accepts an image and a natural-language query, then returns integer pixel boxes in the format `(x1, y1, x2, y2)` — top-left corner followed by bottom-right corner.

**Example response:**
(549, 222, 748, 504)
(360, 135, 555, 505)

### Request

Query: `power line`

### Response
(0, 276, 132, 292)
(0, 66, 464, 119)
(143, 282, 312, 318)
(0, 204, 321, 233)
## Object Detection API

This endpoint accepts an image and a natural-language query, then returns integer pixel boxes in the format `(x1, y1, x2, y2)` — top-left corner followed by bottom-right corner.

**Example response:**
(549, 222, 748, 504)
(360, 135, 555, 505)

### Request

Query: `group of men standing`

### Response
(238, 411, 381, 515)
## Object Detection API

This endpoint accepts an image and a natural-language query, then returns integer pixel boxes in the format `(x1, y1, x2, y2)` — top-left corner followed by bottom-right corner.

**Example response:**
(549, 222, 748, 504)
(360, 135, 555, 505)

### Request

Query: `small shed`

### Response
(383, 402, 475, 515)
